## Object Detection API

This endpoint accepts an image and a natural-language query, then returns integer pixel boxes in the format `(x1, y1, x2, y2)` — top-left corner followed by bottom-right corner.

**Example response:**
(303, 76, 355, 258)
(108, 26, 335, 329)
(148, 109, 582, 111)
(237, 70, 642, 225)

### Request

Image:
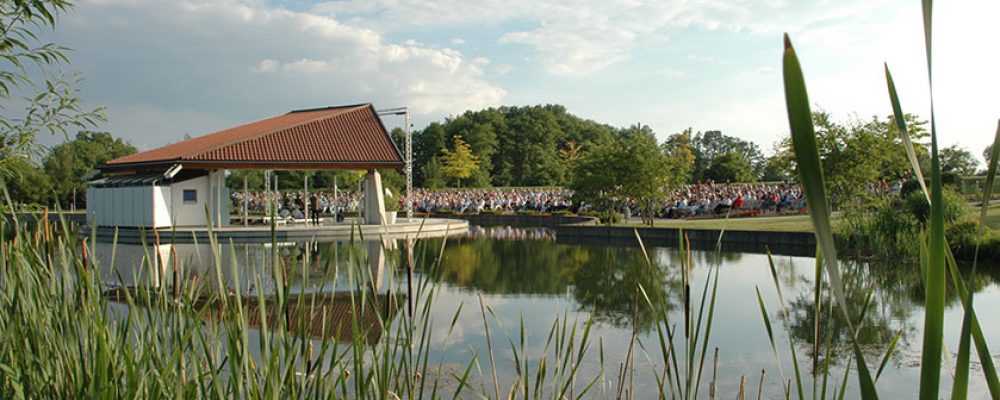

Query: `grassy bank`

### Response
(614, 214, 818, 232)
(612, 204, 1000, 234)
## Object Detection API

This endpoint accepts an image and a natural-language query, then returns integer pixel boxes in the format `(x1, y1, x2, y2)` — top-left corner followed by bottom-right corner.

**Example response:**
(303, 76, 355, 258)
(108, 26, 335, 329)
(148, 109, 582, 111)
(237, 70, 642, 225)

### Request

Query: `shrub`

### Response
(900, 179, 923, 198)
(902, 188, 967, 225)
(940, 171, 960, 187)
(598, 209, 621, 225)
(383, 192, 400, 212)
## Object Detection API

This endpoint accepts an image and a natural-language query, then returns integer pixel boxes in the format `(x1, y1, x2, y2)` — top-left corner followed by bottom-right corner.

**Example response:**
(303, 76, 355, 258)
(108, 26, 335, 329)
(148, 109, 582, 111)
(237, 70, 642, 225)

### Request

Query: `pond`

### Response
(94, 226, 1000, 399)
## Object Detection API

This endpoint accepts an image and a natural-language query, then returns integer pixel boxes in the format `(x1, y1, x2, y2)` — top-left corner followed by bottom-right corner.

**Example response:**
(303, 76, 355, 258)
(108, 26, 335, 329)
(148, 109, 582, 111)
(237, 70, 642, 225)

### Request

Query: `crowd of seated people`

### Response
(654, 182, 806, 219)
(408, 188, 574, 214)
(232, 178, 910, 223)
(232, 190, 364, 220)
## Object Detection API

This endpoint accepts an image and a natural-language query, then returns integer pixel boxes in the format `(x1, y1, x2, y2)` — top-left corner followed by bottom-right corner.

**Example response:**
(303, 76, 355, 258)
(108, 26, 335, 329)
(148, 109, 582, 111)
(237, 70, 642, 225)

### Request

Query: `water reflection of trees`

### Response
(412, 236, 684, 332)
(571, 246, 681, 331)
(783, 259, 1000, 370)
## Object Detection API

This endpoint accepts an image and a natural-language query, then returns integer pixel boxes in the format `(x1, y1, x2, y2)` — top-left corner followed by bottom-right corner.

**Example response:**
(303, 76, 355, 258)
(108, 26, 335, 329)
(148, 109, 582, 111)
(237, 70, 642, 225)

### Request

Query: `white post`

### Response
(264, 170, 271, 218)
(304, 174, 309, 225)
(333, 175, 339, 224)
(364, 170, 386, 225)
(405, 108, 412, 220)
(216, 170, 223, 228)
(243, 175, 248, 226)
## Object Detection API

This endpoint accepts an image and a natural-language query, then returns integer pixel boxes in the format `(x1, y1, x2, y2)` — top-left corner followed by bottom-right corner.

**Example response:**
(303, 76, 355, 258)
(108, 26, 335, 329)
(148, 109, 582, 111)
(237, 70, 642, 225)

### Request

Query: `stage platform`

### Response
(87, 218, 469, 244)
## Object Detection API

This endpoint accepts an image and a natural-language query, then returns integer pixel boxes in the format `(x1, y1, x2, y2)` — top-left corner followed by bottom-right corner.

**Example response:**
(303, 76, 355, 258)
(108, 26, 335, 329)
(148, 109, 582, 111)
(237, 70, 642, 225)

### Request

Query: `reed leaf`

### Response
(876, 329, 903, 381)
(781, 32, 878, 399)
(884, 65, 929, 202)
(914, 0, 947, 397)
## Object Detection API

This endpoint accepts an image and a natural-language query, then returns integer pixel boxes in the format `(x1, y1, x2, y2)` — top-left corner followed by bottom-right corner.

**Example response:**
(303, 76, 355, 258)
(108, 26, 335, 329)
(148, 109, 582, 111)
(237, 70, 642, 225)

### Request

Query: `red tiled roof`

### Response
(104, 104, 404, 171)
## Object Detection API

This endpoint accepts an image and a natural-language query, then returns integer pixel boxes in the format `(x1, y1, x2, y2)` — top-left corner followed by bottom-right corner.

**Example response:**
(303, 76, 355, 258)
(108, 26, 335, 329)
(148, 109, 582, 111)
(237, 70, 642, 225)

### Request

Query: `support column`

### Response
(243, 175, 248, 226)
(214, 170, 222, 228)
(364, 170, 386, 225)
(264, 170, 271, 218)
(304, 174, 309, 225)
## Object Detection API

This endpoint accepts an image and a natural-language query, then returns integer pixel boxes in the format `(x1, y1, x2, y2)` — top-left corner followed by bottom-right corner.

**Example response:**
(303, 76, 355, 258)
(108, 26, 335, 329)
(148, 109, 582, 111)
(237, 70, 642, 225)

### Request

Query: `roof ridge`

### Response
(182, 105, 370, 160)
(288, 103, 371, 114)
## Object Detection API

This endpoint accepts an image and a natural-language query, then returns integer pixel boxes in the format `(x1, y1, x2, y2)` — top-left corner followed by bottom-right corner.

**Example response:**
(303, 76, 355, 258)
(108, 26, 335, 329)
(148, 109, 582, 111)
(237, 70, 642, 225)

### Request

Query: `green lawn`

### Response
(611, 202, 1000, 233)
(982, 203, 1000, 230)
(614, 214, 818, 232)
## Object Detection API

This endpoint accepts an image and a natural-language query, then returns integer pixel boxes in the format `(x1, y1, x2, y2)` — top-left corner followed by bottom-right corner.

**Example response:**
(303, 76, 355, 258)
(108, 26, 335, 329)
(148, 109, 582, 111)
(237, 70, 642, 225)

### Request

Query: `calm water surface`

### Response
(96, 226, 1000, 399)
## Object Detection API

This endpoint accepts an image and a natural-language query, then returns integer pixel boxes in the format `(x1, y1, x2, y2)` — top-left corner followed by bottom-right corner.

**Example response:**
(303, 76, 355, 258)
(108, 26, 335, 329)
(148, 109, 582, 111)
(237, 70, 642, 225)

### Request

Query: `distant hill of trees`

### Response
(403, 104, 777, 189)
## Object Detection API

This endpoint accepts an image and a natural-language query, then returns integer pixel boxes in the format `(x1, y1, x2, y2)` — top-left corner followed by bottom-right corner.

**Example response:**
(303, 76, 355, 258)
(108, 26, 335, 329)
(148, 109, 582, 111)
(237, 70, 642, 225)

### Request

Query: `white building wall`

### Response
(152, 185, 172, 228)
(88, 170, 230, 228)
(168, 171, 229, 227)
(170, 174, 210, 227)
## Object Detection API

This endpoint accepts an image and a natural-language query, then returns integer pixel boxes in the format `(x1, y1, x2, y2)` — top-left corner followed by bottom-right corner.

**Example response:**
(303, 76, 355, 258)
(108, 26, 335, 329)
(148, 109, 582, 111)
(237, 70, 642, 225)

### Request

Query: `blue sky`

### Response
(45, 0, 1000, 164)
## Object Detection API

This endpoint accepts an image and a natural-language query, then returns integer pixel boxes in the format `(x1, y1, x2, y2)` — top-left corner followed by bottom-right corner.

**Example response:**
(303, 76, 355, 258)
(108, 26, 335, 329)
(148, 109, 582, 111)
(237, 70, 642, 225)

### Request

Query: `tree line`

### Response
(405, 104, 984, 191)
(1, 104, 988, 210)
(406, 104, 783, 189)
(4, 131, 136, 209)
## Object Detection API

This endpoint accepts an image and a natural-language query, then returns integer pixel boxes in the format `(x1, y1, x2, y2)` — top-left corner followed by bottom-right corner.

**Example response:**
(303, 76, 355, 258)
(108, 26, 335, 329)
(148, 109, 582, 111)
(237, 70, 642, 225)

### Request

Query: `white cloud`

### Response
(309, 0, 898, 76)
(54, 0, 505, 148)
(41, 0, 1000, 161)
(254, 59, 280, 73)
(655, 68, 687, 77)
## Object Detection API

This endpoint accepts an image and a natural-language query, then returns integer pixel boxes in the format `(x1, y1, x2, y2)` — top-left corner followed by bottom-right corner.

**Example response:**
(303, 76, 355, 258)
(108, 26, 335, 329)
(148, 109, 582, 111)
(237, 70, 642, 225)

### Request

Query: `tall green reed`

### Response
(779, 0, 1000, 397)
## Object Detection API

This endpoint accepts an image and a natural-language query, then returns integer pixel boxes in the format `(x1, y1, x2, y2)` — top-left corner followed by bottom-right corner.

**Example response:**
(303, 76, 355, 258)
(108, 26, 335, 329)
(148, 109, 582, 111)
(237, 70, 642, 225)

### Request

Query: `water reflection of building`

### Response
(97, 238, 401, 344)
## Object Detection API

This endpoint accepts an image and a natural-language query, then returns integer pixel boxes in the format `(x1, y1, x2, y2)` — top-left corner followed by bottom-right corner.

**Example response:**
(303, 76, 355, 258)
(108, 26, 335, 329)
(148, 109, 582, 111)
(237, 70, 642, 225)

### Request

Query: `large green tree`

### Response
(772, 111, 928, 200)
(571, 124, 673, 226)
(4, 157, 51, 207)
(412, 122, 447, 186)
(703, 151, 755, 183)
(618, 125, 673, 225)
(939, 144, 977, 176)
(691, 130, 765, 181)
(0, 0, 104, 176)
(421, 157, 445, 189)
(440, 136, 479, 187)
(410, 105, 615, 188)
(662, 129, 696, 185)
(43, 131, 136, 208)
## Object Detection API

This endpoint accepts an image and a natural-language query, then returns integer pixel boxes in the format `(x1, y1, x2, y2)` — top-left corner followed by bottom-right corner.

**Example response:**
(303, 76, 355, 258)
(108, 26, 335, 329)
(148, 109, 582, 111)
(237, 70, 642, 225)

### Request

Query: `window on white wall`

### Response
(183, 189, 197, 204)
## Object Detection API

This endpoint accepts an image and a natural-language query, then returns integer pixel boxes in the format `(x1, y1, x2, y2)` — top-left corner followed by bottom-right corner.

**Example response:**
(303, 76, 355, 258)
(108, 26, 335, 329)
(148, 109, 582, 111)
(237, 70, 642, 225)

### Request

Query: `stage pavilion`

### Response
(87, 103, 466, 242)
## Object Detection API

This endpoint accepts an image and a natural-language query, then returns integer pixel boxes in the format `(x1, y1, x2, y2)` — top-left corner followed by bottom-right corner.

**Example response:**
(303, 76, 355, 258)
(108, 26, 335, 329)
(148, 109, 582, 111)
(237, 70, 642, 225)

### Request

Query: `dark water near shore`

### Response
(95, 226, 1000, 398)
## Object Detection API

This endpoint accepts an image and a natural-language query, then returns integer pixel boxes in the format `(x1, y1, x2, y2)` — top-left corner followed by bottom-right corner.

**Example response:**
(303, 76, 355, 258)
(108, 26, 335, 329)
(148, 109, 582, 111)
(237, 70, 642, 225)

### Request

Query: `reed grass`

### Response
(778, 0, 1000, 397)
(2, 2, 996, 399)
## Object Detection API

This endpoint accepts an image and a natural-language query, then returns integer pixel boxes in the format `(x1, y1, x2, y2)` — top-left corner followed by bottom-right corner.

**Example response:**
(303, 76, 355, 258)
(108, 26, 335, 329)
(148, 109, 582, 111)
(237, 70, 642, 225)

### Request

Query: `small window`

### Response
(183, 189, 197, 204)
